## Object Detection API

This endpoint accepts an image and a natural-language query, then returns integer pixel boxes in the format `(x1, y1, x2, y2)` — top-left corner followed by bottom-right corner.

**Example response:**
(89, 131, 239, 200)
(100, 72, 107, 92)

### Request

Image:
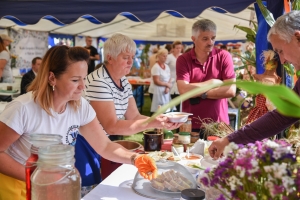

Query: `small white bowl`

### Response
(178, 160, 202, 174)
(180, 152, 203, 161)
(163, 112, 193, 123)
(200, 155, 219, 168)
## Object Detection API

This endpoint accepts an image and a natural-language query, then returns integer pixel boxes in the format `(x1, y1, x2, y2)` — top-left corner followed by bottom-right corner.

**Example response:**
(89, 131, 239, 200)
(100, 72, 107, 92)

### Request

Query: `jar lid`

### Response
(207, 136, 220, 141)
(179, 132, 190, 136)
(181, 189, 205, 200)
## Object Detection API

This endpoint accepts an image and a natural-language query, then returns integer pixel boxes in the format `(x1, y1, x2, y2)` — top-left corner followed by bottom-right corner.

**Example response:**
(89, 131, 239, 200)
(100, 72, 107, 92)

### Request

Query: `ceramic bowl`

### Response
(163, 112, 193, 123)
(177, 160, 202, 174)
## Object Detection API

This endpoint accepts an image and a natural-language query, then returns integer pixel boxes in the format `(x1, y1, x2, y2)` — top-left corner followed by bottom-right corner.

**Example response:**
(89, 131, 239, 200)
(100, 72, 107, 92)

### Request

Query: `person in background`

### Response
(209, 10, 300, 159)
(149, 48, 172, 114)
(220, 45, 228, 51)
(166, 40, 183, 112)
(85, 34, 180, 141)
(165, 44, 173, 54)
(176, 19, 236, 138)
(20, 57, 42, 95)
(0, 34, 13, 83)
(149, 47, 159, 69)
(0, 46, 158, 199)
(85, 36, 100, 75)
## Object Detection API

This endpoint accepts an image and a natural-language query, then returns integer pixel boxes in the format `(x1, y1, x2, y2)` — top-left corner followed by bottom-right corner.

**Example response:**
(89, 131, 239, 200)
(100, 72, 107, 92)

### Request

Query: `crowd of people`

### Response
(1, 10, 300, 199)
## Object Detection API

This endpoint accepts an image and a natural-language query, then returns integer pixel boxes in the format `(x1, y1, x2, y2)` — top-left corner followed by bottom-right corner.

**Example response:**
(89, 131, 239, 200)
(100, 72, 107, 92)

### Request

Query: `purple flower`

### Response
(204, 168, 210, 173)
(200, 177, 209, 186)
(216, 194, 226, 200)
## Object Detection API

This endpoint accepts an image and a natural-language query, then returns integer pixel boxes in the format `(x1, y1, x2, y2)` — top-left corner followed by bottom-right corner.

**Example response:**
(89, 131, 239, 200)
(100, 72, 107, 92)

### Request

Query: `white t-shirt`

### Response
(166, 53, 181, 94)
(148, 63, 171, 94)
(0, 50, 12, 83)
(0, 92, 96, 164)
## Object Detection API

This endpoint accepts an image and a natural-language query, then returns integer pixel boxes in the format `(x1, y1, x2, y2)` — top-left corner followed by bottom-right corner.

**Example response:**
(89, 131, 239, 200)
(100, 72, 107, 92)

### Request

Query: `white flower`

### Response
(264, 181, 275, 197)
(265, 140, 279, 148)
(223, 142, 238, 156)
(282, 176, 295, 192)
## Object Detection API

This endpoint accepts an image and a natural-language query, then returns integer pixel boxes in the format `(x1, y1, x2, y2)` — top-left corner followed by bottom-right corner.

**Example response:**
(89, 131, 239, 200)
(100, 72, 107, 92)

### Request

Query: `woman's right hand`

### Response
(150, 115, 182, 130)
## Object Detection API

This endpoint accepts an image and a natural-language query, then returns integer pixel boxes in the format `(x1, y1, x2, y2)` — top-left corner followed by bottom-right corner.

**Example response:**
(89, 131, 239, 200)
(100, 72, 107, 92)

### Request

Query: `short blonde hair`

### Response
(156, 48, 168, 57)
(103, 34, 136, 63)
(27, 46, 90, 116)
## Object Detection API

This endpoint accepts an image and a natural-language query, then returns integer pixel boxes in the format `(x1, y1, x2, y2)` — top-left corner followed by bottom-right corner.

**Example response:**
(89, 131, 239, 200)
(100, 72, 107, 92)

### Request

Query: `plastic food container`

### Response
(178, 132, 191, 144)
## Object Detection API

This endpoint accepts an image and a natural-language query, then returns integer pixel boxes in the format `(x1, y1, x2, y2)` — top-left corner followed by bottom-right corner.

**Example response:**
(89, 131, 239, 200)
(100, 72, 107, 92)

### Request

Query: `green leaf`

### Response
(292, 0, 300, 10)
(283, 63, 295, 76)
(146, 80, 300, 123)
(256, 0, 275, 27)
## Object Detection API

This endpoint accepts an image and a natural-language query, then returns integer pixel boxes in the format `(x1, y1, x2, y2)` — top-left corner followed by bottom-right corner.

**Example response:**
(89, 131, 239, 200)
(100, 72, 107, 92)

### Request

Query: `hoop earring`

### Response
(52, 85, 55, 91)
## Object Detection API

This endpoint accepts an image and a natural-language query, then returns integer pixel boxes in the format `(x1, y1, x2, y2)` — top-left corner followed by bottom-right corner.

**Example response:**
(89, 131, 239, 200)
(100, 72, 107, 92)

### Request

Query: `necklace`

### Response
(57, 104, 67, 114)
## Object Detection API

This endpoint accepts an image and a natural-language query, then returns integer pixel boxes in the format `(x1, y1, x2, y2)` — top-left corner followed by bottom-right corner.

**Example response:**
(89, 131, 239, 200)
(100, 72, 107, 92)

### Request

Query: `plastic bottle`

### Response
(25, 134, 62, 200)
(31, 144, 81, 200)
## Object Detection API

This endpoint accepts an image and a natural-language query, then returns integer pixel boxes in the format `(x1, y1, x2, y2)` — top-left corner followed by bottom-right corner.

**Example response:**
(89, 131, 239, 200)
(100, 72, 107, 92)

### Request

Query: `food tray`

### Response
(131, 161, 197, 199)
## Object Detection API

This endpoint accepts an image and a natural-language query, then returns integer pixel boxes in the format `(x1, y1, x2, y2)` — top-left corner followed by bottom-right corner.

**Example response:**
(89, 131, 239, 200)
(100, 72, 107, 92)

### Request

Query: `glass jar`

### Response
(172, 143, 184, 155)
(178, 132, 191, 144)
(31, 145, 81, 200)
(172, 133, 180, 144)
(190, 132, 199, 143)
(179, 118, 192, 133)
(25, 134, 62, 200)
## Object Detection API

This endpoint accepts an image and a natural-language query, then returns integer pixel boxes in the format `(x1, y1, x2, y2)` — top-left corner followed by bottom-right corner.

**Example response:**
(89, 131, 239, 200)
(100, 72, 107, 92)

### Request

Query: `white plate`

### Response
(163, 112, 193, 123)
(150, 183, 181, 194)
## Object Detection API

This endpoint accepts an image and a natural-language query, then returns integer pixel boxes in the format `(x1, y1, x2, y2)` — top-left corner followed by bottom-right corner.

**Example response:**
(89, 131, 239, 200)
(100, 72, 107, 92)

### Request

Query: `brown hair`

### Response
(172, 40, 182, 48)
(32, 57, 42, 65)
(27, 46, 90, 115)
(0, 37, 7, 52)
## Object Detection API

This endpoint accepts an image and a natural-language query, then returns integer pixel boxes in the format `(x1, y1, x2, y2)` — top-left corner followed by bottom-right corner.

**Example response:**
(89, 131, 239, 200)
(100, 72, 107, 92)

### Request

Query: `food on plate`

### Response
(150, 169, 193, 192)
(186, 162, 203, 170)
(147, 151, 174, 162)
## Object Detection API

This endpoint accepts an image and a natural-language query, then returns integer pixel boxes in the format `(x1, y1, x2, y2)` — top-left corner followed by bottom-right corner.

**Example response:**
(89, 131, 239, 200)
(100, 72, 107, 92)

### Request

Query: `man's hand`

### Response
(134, 155, 157, 180)
(208, 137, 230, 159)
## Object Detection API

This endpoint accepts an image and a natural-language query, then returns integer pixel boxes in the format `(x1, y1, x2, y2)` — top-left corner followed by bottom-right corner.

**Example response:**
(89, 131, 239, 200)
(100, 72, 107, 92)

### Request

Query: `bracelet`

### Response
(130, 154, 138, 165)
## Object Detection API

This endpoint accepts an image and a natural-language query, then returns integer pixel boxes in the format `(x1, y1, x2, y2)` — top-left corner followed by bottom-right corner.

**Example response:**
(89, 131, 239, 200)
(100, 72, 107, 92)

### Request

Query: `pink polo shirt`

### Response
(176, 48, 235, 129)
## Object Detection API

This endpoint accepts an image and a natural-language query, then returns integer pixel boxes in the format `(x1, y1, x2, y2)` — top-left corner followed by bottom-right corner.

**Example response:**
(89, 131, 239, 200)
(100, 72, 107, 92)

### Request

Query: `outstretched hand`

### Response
(208, 137, 230, 159)
(134, 154, 157, 180)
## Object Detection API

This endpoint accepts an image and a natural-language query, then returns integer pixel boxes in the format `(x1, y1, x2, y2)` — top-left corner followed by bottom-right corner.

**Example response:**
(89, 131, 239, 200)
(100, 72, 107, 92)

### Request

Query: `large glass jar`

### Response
(25, 134, 62, 200)
(31, 145, 81, 200)
(179, 118, 192, 133)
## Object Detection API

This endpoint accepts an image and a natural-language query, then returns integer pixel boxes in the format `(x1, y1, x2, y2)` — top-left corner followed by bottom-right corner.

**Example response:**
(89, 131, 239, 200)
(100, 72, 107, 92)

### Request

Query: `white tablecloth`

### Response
(82, 164, 150, 200)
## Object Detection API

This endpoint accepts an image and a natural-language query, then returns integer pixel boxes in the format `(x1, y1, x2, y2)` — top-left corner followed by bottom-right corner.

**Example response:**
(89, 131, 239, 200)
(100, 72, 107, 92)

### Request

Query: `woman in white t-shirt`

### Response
(0, 35, 12, 83)
(0, 46, 158, 199)
(149, 48, 172, 113)
(165, 40, 183, 111)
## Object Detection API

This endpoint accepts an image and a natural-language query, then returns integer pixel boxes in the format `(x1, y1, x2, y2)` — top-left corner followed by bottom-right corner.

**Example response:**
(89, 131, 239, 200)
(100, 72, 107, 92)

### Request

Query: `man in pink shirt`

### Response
(176, 19, 236, 138)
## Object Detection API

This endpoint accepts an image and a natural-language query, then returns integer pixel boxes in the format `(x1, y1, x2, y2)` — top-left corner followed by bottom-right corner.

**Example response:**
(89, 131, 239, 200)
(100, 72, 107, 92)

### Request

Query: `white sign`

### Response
(10, 29, 48, 70)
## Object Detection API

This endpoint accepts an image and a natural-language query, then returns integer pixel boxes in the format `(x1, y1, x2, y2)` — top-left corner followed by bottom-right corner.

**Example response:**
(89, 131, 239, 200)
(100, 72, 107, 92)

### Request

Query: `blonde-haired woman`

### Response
(0, 45, 158, 199)
(148, 48, 172, 113)
(0, 35, 12, 83)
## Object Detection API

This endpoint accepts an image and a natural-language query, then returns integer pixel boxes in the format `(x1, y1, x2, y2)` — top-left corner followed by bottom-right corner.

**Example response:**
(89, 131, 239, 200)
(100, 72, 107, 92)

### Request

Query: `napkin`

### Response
(189, 139, 206, 156)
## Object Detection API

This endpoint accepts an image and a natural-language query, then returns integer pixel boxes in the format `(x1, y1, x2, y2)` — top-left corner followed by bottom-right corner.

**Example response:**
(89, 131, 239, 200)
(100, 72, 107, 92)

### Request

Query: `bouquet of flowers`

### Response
(199, 140, 300, 200)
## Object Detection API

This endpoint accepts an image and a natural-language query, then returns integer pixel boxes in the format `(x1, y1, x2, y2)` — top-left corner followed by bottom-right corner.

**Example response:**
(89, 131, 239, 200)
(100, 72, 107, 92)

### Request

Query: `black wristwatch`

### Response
(201, 92, 207, 99)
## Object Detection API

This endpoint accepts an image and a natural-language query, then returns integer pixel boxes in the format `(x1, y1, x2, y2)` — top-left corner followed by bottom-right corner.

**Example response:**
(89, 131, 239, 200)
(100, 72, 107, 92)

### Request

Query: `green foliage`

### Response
(256, 0, 275, 27)
(233, 24, 257, 44)
(146, 81, 300, 124)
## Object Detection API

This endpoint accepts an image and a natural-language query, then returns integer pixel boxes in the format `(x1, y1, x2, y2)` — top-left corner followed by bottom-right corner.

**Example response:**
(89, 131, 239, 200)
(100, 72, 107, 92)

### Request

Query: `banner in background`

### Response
(10, 29, 48, 70)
